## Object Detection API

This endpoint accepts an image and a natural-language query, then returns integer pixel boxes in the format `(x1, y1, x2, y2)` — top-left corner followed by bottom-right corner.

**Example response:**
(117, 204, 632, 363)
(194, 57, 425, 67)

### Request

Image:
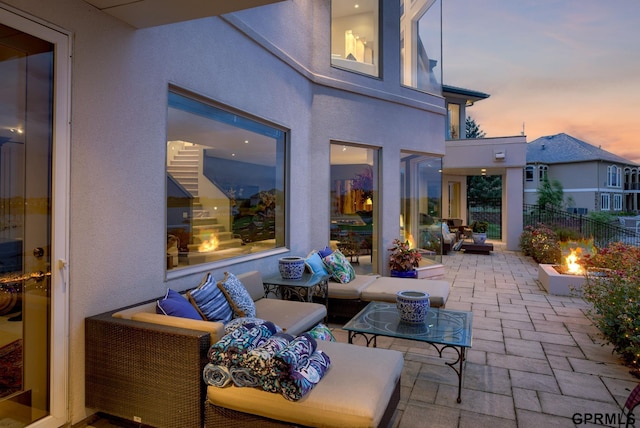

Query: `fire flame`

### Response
(565, 248, 584, 275)
(198, 235, 219, 252)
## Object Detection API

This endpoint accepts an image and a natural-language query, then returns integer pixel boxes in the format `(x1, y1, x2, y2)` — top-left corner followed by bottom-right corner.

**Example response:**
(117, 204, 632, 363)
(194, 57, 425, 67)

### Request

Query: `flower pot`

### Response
(396, 290, 430, 324)
(278, 256, 305, 280)
(472, 233, 487, 244)
(390, 269, 417, 278)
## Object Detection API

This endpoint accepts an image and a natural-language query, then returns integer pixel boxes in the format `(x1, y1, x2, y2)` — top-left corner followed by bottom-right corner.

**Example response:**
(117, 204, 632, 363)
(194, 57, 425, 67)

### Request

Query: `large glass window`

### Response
(400, 0, 442, 94)
(166, 89, 286, 271)
(401, 152, 442, 263)
(447, 102, 460, 139)
(601, 193, 611, 211)
(331, 0, 379, 77)
(330, 143, 378, 274)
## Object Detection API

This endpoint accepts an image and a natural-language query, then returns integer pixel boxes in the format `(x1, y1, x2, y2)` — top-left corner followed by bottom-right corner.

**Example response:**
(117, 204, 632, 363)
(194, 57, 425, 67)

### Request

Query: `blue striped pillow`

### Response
(187, 273, 233, 323)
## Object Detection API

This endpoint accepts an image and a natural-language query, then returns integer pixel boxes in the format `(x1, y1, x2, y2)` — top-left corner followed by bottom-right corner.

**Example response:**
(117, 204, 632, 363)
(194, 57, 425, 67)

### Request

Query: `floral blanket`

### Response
(203, 322, 332, 401)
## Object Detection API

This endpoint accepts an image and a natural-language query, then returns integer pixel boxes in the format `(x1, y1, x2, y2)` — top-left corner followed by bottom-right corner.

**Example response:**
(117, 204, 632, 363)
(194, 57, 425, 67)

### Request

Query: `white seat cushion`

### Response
(360, 277, 450, 307)
(327, 274, 380, 300)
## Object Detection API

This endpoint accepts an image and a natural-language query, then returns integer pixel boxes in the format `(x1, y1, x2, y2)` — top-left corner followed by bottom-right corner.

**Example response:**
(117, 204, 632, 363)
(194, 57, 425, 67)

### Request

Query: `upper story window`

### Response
(538, 165, 548, 181)
(331, 0, 379, 77)
(166, 88, 287, 272)
(447, 102, 460, 139)
(607, 164, 621, 188)
(400, 0, 442, 94)
(525, 165, 534, 182)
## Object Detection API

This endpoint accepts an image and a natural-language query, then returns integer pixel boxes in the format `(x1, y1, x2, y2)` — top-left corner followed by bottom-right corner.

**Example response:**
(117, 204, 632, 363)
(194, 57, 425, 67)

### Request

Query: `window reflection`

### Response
(400, 0, 442, 94)
(401, 152, 442, 263)
(330, 143, 378, 274)
(166, 90, 286, 270)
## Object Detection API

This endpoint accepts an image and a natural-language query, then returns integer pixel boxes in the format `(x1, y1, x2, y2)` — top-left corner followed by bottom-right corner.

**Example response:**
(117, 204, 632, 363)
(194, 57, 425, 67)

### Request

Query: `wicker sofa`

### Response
(85, 271, 403, 428)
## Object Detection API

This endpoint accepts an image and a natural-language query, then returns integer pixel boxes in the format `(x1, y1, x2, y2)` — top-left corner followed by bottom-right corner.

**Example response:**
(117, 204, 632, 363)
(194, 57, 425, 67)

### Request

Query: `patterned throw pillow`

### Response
(217, 272, 257, 318)
(306, 323, 336, 342)
(187, 273, 233, 323)
(322, 249, 356, 283)
(156, 289, 203, 320)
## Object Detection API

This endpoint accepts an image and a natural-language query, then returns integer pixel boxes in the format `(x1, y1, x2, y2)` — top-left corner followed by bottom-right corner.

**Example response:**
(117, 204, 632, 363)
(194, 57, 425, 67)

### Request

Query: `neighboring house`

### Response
(442, 86, 527, 252)
(525, 133, 640, 214)
(0, 0, 455, 425)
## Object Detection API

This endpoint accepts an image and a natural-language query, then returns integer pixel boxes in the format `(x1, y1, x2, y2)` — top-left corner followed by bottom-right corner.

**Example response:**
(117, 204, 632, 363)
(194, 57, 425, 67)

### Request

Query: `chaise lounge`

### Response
(85, 270, 403, 428)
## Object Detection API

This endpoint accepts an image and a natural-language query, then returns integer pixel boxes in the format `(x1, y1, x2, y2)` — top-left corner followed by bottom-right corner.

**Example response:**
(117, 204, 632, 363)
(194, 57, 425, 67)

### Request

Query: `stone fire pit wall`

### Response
(538, 264, 586, 296)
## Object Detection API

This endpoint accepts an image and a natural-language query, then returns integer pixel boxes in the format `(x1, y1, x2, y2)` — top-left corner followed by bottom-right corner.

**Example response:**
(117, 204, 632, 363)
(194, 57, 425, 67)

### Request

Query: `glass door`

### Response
(0, 8, 69, 427)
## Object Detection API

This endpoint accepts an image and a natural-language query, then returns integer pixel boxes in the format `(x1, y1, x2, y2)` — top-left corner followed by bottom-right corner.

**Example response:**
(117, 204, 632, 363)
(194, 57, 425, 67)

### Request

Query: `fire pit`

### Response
(538, 246, 589, 296)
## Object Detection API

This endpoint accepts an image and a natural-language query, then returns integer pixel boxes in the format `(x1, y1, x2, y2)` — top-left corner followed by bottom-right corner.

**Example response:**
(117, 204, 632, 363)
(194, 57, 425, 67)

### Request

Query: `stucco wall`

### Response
(1, 0, 446, 423)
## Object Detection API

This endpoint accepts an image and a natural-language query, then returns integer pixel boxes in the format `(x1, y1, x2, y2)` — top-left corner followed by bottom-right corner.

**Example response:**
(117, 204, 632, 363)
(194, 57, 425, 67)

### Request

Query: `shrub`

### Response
(519, 223, 561, 264)
(519, 225, 534, 256)
(554, 227, 584, 242)
(581, 242, 640, 375)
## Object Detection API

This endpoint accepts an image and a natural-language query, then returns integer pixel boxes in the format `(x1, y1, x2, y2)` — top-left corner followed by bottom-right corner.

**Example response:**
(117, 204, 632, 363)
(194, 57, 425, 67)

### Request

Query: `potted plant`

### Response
(388, 238, 422, 278)
(471, 221, 489, 244)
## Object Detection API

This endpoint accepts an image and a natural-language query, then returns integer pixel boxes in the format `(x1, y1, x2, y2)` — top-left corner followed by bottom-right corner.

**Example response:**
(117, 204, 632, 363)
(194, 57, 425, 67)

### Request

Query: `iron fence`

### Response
(523, 204, 640, 248)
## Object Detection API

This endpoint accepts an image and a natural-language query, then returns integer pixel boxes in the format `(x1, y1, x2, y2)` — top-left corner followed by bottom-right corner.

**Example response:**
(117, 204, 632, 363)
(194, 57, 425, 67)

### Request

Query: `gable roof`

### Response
(527, 133, 638, 166)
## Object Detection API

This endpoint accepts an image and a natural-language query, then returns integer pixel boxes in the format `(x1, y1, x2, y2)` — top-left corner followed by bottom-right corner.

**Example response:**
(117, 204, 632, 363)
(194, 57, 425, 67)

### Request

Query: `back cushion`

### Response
(235, 271, 265, 302)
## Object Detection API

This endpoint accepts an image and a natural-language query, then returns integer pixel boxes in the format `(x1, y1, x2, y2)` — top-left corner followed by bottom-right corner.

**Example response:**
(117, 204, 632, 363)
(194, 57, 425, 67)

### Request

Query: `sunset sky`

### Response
(442, 0, 640, 163)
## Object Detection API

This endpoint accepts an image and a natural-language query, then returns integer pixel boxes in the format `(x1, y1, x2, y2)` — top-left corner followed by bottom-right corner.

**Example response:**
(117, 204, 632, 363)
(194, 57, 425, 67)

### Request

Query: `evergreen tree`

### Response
(468, 175, 502, 207)
(465, 116, 486, 138)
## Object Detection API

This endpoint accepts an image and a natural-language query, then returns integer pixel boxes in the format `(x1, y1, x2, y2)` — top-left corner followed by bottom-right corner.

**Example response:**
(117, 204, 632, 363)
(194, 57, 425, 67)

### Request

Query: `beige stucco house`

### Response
(525, 133, 640, 214)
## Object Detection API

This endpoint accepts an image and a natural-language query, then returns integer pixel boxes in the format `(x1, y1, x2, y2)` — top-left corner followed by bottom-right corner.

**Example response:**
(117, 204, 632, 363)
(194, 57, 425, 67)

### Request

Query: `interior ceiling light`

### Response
(481, 168, 487, 172)
(355, 4, 359, 8)
(244, 140, 249, 144)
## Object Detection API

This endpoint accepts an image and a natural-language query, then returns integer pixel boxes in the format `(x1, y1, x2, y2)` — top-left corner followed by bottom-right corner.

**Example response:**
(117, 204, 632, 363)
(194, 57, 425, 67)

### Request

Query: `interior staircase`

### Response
(167, 145, 243, 254)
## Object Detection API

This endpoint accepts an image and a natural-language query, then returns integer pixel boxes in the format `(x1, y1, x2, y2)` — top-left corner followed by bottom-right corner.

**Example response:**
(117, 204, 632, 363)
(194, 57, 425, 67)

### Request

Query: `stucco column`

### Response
(504, 167, 524, 251)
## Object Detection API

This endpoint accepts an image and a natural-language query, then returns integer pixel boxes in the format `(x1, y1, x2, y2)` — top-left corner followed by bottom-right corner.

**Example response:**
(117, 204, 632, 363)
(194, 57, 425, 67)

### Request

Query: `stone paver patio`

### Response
(331, 242, 639, 427)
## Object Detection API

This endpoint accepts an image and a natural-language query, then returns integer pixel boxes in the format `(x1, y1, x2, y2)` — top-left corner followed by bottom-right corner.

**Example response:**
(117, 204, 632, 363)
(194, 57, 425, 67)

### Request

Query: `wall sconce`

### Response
(494, 149, 506, 161)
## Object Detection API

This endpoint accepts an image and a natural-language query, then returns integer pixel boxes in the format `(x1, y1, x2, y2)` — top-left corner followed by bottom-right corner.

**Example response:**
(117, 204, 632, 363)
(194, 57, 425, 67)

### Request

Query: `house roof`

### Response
(442, 85, 490, 104)
(527, 133, 638, 166)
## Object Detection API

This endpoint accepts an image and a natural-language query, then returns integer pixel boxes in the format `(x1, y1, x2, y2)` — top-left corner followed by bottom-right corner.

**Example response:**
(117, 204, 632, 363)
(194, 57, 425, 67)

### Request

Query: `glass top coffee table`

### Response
(343, 301, 473, 402)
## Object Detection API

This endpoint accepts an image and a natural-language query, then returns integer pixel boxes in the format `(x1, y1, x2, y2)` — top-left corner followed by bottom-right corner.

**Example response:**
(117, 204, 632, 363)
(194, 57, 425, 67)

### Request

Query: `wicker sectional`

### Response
(85, 271, 403, 427)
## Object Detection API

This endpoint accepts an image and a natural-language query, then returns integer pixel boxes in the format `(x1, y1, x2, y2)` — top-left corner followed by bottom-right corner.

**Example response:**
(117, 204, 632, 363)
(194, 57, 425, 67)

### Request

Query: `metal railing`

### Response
(523, 204, 640, 248)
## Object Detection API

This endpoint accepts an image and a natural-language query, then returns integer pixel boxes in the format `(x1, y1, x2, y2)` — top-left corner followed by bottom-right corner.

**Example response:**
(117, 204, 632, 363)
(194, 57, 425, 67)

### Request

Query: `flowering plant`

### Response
(580, 241, 640, 375)
(388, 239, 422, 272)
(519, 223, 561, 264)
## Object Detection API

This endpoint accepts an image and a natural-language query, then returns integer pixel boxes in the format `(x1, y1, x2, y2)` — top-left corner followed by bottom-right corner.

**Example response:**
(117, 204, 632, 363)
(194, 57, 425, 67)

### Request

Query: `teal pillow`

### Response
(322, 250, 356, 283)
(187, 273, 233, 323)
(156, 289, 203, 320)
(305, 251, 329, 275)
(217, 272, 256, 318)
